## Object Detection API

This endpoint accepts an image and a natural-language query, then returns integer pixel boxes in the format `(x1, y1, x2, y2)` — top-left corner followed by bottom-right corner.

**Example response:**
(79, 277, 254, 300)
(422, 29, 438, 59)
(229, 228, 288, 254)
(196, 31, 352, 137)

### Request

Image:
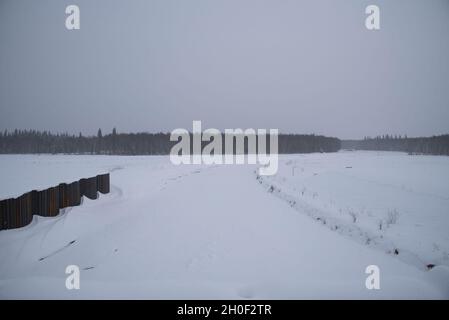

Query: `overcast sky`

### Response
(0, 0, 448, 139)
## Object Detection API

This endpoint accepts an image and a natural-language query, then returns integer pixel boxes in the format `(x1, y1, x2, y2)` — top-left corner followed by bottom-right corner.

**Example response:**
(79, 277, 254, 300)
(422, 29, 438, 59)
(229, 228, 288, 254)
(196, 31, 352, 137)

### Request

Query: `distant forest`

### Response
(342, 134, 449, 155)
(0, 129, 341, 155)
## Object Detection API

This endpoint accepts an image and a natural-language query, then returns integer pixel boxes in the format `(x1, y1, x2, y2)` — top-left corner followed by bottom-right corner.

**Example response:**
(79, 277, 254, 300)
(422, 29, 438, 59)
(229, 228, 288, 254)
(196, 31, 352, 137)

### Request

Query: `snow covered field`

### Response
(0, 152, 448, 299)
(259, 151, 449, 271)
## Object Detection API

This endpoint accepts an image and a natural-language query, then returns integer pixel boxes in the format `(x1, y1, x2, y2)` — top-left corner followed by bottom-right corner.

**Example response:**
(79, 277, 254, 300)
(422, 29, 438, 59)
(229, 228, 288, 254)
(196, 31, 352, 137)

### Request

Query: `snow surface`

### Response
(259, 151, 449, 270)
(0, 152, 448, 299)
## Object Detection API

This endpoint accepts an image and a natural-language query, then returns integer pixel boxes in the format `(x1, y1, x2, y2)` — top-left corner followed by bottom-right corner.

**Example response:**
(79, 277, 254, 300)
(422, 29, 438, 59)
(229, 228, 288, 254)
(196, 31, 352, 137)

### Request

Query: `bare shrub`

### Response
(348, 209, 357, 223)
(386, 209, 399, 227)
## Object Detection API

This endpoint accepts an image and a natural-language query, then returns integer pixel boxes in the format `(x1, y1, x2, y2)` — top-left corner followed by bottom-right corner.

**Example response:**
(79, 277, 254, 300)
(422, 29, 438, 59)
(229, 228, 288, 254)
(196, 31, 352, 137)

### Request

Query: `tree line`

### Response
(342, 134, 449, 155)
(0, 129, 341, 155)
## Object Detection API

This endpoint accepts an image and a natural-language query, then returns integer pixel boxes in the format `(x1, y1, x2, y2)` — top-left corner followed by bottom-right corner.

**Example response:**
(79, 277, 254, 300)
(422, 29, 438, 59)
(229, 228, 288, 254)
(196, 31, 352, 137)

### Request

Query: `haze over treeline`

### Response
(1, 128, 449, 156)
(343, 135, 449, 156)
(0, 129, 341, 155)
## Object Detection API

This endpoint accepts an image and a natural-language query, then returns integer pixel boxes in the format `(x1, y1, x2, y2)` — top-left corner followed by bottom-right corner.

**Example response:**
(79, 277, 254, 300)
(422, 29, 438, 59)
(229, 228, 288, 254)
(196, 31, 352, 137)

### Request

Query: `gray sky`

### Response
(1, 0, 448, 139)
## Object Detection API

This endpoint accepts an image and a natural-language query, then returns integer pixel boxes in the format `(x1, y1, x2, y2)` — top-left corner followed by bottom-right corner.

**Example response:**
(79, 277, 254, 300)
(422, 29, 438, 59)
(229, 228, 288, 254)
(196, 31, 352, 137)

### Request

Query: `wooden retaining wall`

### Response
(0, 173, 110, 231)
